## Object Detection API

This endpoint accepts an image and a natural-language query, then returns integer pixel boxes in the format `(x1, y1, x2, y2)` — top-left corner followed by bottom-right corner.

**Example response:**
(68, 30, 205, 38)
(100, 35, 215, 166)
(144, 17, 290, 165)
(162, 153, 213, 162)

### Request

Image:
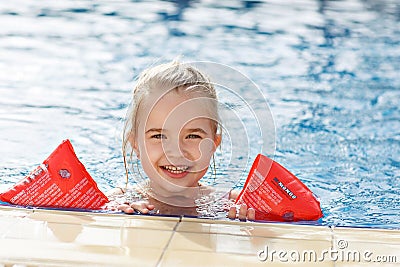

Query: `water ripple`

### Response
(0, 0, 399, 228)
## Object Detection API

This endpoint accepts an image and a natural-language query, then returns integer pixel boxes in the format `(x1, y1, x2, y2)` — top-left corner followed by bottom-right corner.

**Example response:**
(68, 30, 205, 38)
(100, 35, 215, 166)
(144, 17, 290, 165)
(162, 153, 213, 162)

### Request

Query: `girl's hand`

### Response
(117, 200, 155, 214)
(227, 203, 256, 221)
(228, 189, 256, 221)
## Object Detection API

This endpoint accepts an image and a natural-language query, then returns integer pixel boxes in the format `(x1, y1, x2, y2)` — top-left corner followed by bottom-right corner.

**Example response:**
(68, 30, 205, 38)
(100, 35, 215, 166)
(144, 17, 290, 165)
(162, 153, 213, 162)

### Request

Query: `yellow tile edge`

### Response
(1, 205, 399, 236)
(1, 205, 399, 267)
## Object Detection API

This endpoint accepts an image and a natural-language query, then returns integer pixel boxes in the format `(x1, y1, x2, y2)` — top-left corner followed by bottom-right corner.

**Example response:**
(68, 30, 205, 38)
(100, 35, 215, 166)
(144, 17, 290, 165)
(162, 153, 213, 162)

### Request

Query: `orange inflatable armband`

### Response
(0, 140, 109, 210)
(236, 154, 323, 221)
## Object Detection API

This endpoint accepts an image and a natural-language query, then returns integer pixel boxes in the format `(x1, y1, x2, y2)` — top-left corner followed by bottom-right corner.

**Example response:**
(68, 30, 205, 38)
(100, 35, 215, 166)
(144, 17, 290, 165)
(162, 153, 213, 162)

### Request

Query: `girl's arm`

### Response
(106, 187, 155, 214)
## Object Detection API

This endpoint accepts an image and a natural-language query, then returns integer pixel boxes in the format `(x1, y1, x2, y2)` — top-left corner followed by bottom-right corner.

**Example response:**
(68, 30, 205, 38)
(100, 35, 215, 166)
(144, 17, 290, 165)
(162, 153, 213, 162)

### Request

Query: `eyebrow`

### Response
(186, 128, 208, 135)
(145, 128, 163, 134)
(145, 128, 208, 135)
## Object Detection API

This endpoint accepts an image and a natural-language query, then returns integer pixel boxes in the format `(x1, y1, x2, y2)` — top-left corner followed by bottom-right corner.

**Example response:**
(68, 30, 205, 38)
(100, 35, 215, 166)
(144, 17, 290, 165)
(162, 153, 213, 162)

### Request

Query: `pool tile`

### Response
(29, 210, 102, 225)
(0, 216, 23, 238)
(0, 205, 33, 216)
(1, 206, 398, 267)
(0, 206, 31, 236)
(170, 219, 334, 265)
(332, 227, 400, 266)
(0, 209, 176, 266)
(179, 218, 332, 240)
(28, 209, 180, 230)
(121, 214, 180, 231)
(8, 212, 176, 248)
(120, 227, 174, 251)
(159, 250, 335, 267)
(0, 238, 162, 267)
(168, 231, 332, 253)
(166, 227, 333, 267)
(332, 226, 400, 243)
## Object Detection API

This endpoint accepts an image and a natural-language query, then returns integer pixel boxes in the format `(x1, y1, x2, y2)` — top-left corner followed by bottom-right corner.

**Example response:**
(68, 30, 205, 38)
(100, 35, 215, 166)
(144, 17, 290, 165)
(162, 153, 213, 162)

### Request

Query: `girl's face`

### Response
(132, 90, 221, 199)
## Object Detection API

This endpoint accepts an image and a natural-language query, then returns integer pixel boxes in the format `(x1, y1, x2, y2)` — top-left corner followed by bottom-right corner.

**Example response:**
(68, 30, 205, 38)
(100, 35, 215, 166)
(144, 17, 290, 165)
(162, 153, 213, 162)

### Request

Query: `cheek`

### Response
(198, 138, 217, 157)
(141, 141, 163, 161)
(139, 142, 162, 177)
(185, 138, 215, 170)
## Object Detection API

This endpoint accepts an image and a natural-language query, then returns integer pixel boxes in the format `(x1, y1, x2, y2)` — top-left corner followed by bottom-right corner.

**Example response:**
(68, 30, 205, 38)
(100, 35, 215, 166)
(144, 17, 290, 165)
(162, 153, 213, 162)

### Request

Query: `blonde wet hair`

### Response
(122, 60, 220, 186)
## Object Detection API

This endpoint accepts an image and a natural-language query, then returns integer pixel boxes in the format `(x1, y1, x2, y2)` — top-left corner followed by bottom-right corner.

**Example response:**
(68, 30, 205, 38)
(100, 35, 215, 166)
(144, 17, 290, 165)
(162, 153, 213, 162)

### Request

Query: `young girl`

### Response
(107, 60, 255, 221)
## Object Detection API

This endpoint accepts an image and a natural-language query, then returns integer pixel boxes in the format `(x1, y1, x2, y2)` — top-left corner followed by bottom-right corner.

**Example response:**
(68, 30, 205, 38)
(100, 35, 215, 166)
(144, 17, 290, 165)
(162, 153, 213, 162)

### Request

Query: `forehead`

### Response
(140, 90, 216, 130)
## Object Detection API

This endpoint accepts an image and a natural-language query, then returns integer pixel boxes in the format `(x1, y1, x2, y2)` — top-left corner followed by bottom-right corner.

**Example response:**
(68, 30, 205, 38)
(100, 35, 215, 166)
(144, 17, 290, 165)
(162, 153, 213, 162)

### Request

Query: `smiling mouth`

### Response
(161, 165, 189, 174)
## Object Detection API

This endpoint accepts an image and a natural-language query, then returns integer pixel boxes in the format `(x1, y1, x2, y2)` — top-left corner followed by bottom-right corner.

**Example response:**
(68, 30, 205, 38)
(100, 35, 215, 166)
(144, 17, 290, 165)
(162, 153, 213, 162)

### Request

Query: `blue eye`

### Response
(151, 134, 166, 139)
(186, 134, 201, 139)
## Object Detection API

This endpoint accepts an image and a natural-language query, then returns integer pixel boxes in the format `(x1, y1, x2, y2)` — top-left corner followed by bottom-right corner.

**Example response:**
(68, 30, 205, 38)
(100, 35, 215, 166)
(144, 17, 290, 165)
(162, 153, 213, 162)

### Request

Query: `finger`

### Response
(131, 202, 150, 213)
(227, 206, 237, 219)
(247, 207, 256, 221)
(238, 204, 247, 221)
(117, 204, 135, 214)
(131, 202, 156, 214)
(147, 204, 155, 211)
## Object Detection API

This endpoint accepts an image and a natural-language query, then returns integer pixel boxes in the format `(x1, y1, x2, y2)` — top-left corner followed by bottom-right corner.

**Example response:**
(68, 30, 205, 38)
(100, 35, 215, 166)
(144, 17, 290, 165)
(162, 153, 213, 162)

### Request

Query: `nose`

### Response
(162, 137, 189, 162)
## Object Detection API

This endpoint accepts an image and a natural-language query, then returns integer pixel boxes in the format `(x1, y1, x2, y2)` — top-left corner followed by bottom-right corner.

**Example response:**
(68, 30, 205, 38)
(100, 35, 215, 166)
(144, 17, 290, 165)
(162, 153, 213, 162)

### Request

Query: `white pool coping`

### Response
(0, 205, 399, 266)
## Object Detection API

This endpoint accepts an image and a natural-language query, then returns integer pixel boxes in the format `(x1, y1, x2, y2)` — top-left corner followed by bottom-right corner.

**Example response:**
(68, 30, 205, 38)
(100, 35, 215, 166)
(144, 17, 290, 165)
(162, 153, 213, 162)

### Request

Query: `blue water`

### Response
(0, 0, 399, 229)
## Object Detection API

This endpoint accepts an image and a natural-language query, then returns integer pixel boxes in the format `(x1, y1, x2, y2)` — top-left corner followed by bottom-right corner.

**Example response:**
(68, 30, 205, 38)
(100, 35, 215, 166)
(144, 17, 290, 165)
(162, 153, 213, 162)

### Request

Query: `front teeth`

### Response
(163, 165, 188, 173)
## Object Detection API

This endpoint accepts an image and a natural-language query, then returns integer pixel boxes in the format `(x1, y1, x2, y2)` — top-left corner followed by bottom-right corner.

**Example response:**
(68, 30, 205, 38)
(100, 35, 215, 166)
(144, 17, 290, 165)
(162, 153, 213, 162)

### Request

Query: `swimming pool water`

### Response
(0, 0, 399, 229)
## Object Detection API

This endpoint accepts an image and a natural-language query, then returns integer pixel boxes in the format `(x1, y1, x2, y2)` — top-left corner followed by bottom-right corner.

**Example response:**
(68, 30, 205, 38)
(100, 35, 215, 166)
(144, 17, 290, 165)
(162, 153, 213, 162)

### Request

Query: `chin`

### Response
(163, 179, 197, 192)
